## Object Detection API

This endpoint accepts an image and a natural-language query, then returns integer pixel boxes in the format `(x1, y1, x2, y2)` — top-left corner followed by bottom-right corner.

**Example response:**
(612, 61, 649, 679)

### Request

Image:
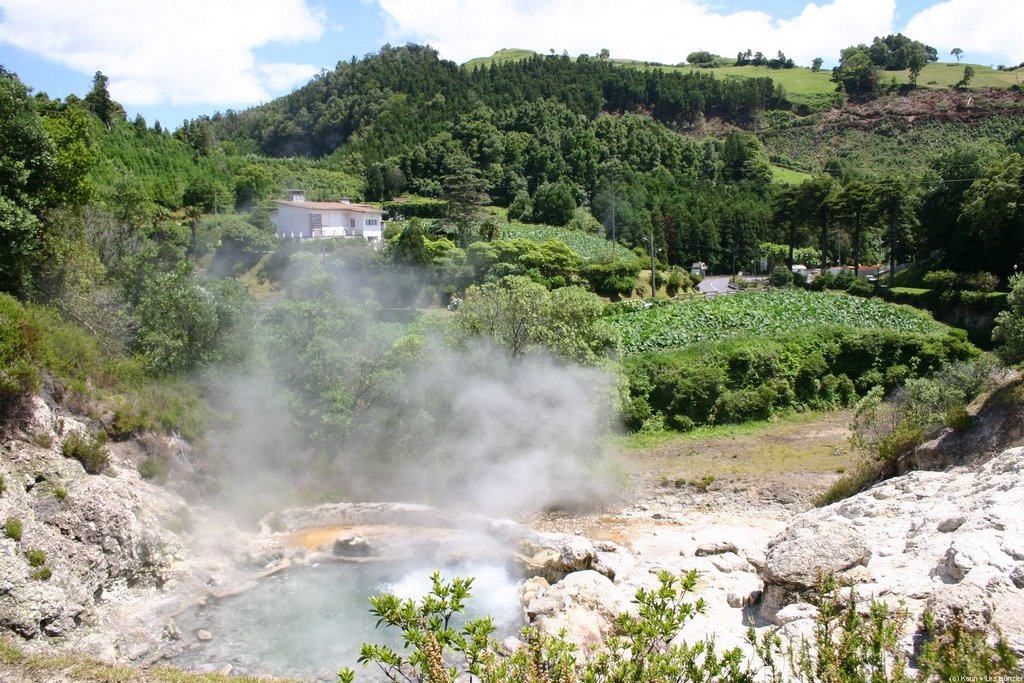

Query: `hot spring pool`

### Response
(171, 560, 524, 681)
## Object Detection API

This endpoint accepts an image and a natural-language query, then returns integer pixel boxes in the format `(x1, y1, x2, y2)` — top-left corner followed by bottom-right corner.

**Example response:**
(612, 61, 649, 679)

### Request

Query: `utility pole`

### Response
(889, 225, 896, 288)
(645, 234, 658, 297)
(611, 188, 616, 245)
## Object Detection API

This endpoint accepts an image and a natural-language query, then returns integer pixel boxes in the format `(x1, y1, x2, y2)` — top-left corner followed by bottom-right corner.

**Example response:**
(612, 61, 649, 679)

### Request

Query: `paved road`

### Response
(697, 275, 732, 295)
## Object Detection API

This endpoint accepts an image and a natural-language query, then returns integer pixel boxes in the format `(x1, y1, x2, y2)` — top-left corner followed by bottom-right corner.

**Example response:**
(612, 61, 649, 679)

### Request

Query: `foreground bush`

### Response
(341, 571, 1017, 683)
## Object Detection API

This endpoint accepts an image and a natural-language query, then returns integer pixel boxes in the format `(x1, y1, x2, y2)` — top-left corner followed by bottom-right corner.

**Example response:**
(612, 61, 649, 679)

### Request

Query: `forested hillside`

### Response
(2, 37, 1024, 451)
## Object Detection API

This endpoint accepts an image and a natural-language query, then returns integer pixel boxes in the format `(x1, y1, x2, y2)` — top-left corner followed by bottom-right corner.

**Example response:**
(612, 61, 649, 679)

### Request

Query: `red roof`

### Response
(271, 199, 382, 214)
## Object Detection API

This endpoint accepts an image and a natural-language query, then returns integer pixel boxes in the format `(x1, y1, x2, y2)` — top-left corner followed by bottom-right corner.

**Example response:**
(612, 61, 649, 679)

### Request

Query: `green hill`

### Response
(463, 49, 1020, 111)
(463, 48, 539, 69)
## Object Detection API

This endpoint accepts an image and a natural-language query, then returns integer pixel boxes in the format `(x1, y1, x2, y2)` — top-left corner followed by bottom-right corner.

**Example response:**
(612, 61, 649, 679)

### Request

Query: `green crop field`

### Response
(608, 289, 943, 354)
(502, 222, 638, 262)
(770, 164, 813, 184)
(891, 62, 1024, 89)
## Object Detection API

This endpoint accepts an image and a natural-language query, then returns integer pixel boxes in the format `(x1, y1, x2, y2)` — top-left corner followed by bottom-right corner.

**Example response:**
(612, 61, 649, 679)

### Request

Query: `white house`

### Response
(271, 190, 385, 242)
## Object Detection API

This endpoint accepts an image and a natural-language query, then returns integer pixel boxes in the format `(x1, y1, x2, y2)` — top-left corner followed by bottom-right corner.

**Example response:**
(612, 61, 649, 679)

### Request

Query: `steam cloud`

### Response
(205, 247, 620, 521)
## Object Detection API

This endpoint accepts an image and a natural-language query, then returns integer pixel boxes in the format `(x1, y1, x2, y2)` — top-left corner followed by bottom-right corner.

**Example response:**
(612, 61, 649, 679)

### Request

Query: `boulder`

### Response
(924, 583, 994, 635)
(524, 570, 632, 649)
(518, 576, 549, 605)
(592, 542, 636, 583)
(1010, 564, 1024, 589)
(332, 535, 372, 557)
(727, 588, 762, 609)
(934, 532, 1014, 582)
(695, 541, 738, 557)
(759, 518, 870, 623)
(937, 516, 966, 533)
(514, 533, 600, 582)
(775, 602, 819, 625)
(710, 552, 751, 574)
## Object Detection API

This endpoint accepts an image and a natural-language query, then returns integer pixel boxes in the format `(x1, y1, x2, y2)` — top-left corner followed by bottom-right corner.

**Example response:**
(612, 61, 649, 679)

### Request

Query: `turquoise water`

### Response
(173, 560, 524, 681)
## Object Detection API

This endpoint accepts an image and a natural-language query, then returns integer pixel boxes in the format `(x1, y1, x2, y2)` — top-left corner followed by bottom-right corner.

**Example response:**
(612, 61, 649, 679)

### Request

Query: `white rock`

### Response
(776, 602, 819, 624)
(710, 552, 752, 574)
(525, 570, 632, 649)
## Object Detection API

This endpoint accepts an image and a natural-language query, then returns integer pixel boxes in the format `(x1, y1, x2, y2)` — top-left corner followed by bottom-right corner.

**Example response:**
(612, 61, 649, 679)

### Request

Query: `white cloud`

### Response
(259, 62, 322, 92)
(0, 0, 325, 106)
(375, 0, 896, 67)
(905, 0, 1024, 65)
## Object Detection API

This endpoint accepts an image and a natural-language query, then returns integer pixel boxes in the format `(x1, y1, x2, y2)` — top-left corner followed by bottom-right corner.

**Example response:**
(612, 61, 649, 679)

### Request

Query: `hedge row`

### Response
(382, 197, 448, 219)
(623, 326, 977, 431)
(886, 287, 1008, 313)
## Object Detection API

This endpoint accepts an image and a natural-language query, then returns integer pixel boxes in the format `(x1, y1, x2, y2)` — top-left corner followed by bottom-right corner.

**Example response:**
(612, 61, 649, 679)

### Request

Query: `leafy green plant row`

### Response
(608, 290, 945, 355)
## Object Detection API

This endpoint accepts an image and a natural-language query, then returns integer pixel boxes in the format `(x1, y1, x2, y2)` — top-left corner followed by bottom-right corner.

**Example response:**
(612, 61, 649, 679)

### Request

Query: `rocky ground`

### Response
(0, 391, 293, 671)
(2, 381, 1024, 680)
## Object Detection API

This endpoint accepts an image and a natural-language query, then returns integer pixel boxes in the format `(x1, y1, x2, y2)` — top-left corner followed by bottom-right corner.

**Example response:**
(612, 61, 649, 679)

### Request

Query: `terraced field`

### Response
(502, 222, 638, 262)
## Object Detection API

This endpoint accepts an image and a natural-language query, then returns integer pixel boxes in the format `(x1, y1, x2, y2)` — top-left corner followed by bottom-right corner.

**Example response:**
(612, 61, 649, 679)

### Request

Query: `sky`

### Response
(0, 0, 1021, 130)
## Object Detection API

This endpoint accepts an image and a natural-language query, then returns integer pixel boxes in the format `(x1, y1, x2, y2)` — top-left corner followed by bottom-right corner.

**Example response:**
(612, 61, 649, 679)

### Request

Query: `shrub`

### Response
(566, 206, 601, 233)
(138, 455, 171, 483)
(5, 517, 22, 541)
(966, 271, 999, 293)
(993, 273, 1024, 364)
(917, 609, 1020, 678)
(31, 567, 52, 581)
(29, 432, 53, 448)
(107, 403, 148, 440)
(622, 396, 653, 431)
(625, 327, 976, 434)
(61, 431, 110, 474)
(877, 426, 924, 462)
(922, 269, 959, 291)
(806, 272, 830, 291)
(883, 363, 912, 391)
(505, 191, 531, 222)
(0, 294, 44, 406)
(770, 265, 792, 288)
(665, 270, 690, 297)
(714, 386, 775, 423)
(580, 258, 640, 297)
(945, 404, 972, 430)
(24, 548, 46, 567)
(847, 276, 875, 297)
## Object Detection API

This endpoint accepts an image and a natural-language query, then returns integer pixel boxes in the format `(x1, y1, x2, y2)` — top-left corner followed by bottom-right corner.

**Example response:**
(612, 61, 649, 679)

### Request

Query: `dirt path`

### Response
(524, 411, 856, 544)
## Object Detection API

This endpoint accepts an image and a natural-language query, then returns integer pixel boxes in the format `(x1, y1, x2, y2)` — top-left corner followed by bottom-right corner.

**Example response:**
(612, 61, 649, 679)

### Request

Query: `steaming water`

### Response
(173, 560, 524, 681)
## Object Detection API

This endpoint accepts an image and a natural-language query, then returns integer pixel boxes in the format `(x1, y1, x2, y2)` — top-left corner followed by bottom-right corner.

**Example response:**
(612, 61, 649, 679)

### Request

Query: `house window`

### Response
(366, 218, 378, 227)
(350, 219, 356, 228)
